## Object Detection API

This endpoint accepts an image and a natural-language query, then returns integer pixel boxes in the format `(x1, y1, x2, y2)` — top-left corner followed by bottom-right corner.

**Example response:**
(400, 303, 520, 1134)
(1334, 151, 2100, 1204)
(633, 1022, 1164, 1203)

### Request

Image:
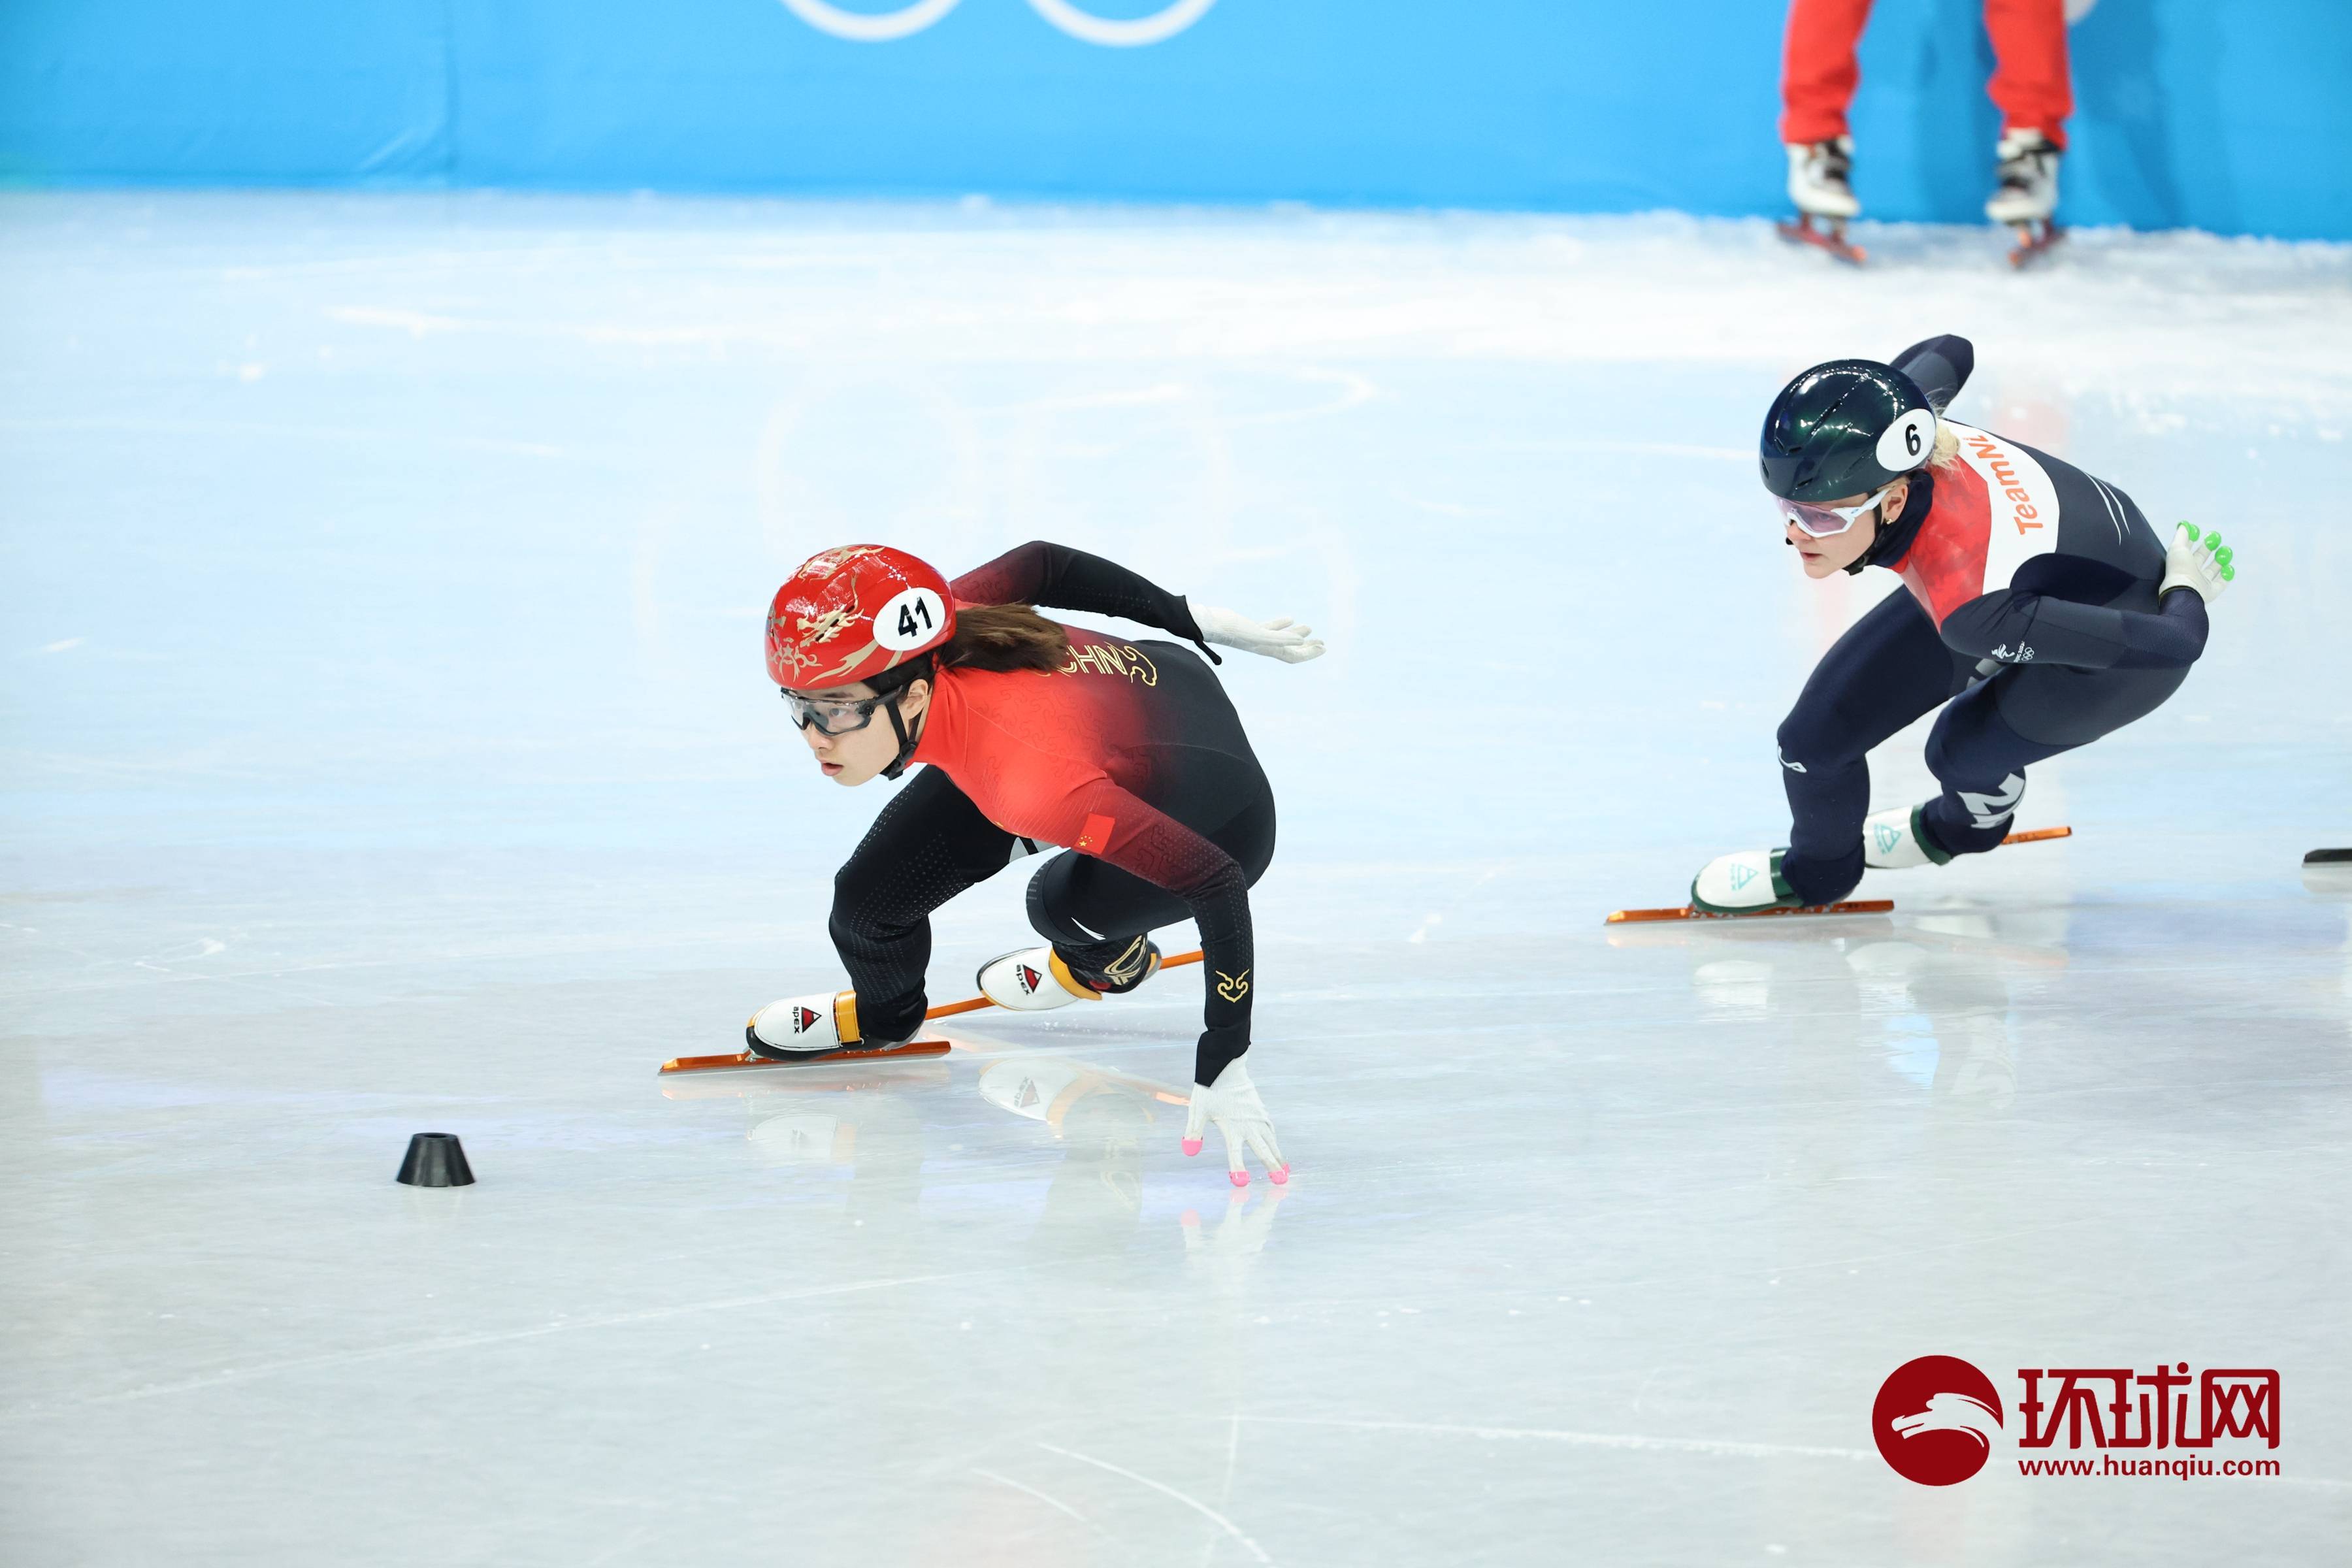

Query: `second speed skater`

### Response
(1691, 334, 2236, 916)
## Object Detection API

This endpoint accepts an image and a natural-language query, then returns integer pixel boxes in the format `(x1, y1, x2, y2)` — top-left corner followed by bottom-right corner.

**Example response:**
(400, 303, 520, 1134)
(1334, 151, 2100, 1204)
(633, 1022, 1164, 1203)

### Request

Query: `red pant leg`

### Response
(1983, 0, 2072, 146)
(1780, 0, 1876, 144)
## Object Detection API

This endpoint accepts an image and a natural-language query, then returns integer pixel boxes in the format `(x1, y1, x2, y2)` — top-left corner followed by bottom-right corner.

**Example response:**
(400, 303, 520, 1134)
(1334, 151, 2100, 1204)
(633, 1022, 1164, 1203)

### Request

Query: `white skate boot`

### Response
(976, 936, 1161, 1011)
(745, 990, 911, 1059)
(1787, 136, 1860, 220)
(1987, 128, 2062, 263)
(976, 949, 1097, 1011)
(1863, 805, 1953, 870)
(1690, 849, 1804, 915)
(1778, 137, 1865, 264)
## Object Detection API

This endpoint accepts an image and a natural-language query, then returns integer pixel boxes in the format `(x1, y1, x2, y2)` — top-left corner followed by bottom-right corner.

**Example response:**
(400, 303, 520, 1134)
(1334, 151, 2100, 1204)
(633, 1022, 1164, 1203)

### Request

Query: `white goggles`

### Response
(1776, 481, 1900, 539)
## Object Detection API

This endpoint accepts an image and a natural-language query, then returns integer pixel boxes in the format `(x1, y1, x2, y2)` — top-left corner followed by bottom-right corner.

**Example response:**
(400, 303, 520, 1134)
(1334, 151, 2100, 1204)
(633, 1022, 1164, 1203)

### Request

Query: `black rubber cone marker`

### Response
(396, 1132, 475, 1187)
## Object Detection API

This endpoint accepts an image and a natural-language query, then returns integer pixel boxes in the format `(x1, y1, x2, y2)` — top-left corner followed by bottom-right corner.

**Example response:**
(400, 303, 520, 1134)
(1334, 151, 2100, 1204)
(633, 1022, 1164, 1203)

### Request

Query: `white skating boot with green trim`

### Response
(1690, 849, 1806, 915)
(1863, 805, 1954, 870)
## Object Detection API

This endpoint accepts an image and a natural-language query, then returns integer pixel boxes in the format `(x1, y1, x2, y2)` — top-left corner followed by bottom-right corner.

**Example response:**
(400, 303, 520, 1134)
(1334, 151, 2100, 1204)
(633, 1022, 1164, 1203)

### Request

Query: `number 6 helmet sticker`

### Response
(778, 0, 1218, 47)
(1876, 406, 1939, 474)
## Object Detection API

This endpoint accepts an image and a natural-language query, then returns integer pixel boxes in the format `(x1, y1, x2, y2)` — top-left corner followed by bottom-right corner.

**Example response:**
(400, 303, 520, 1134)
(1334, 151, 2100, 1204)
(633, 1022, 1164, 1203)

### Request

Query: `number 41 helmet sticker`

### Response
(779, 0, 1217, 47)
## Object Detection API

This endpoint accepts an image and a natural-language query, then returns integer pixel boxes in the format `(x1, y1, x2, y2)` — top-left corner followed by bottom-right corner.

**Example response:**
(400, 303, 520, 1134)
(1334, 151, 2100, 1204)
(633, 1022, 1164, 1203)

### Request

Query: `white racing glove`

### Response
(2159, 522, 2235, 604)
(1182, 1059, 1289, 1187)
(1190, 604, 1325, 664)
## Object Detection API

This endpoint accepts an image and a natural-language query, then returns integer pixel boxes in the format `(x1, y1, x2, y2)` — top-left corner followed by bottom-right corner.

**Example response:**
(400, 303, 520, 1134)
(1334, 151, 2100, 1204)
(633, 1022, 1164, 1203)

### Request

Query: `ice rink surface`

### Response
(5, 193, 2350, 1565)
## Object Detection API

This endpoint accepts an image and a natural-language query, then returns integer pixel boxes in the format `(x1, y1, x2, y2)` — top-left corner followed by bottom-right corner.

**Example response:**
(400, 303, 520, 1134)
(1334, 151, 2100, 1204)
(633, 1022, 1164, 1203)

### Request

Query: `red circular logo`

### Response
(1873, 1356, 2004, 1485)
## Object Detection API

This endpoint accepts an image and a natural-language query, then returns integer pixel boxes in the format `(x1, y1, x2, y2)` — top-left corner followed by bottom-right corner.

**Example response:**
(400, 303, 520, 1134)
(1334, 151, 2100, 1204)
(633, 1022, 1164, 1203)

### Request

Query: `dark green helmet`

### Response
(1759, 359, 1938, 502)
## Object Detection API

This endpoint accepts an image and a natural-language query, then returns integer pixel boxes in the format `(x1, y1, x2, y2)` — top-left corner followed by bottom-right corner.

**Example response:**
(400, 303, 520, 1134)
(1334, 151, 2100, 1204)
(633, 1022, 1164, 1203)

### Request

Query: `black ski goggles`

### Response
(780, 687, 894, 737)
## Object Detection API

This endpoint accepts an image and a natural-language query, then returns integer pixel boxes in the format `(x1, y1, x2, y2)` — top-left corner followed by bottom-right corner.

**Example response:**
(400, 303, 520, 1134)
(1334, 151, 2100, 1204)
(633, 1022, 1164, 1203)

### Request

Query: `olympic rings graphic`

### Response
(1026, 0, 1217, 46)
(778, 0, 964, 43)
(778, 0, 1218, 47)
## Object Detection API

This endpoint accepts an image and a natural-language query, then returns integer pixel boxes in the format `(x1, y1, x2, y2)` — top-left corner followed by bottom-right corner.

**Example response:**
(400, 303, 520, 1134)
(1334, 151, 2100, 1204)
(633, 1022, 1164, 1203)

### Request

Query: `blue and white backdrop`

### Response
(2, 1, 2345, 237)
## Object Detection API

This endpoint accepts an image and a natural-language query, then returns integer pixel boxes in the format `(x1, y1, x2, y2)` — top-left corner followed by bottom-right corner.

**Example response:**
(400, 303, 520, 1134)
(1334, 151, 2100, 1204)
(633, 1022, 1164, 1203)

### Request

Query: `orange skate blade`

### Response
(2007, 220, 2063, 268)
(921, 947, 1203, 1020)
(659, 1040, 953, 1075)
(1776, 215, 1867, 265)
(661, 1062, 953, 1100)
(1603, 825, 2071, 924)
(1606, 899, 1893, 925)
(669, 949, 1210, 1073)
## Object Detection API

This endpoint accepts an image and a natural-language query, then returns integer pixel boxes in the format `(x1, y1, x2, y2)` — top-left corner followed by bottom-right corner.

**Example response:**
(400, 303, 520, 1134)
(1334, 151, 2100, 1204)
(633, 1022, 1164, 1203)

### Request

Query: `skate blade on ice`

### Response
(659, 949, 1207, 1074)
(659, 1039, 953, 1075)
(1777, 214, 1866, 266)
(1608, 825, 2073, 924)
(660, 1060, 954, 1099)
(2007, 220, 2063, 268)
(1607, 898, 1894, 925)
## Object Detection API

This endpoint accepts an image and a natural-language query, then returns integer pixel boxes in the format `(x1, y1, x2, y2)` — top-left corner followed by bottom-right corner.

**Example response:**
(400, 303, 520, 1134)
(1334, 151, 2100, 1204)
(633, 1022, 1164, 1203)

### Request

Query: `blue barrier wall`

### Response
(2, 1, 2346, 238)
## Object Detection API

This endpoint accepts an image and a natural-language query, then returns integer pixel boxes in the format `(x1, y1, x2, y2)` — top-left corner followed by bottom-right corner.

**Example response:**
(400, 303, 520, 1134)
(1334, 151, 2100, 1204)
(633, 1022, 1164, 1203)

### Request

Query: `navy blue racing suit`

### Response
(1776, 336, 2213, 906)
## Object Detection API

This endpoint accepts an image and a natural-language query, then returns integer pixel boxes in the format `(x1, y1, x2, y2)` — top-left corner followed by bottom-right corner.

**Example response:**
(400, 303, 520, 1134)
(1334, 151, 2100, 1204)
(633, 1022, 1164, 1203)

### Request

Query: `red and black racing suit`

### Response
(1777, 336, 2211, 906)
(829, 543, 1274, 1089)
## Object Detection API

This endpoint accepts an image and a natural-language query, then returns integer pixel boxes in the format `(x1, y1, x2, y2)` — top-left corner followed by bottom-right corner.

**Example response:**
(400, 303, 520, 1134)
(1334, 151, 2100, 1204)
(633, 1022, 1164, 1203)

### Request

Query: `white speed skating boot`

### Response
(1689, 849, 1804, 915)
(745, 990, 912, 1060)
(1863, 805, 1954, 870)
(976, 936, 1161, 1011)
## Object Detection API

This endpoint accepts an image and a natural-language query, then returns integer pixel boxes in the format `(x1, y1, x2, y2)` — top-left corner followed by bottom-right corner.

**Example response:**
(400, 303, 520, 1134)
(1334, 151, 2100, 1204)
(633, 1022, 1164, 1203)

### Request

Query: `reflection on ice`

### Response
(979, 1052, 1189, 1240)
(1179, 1183, 1289, 1278)
(1629, 906, 2074, 1111)
(977, 1053, 1192, 1132)
(2301, 859, 2352, 902)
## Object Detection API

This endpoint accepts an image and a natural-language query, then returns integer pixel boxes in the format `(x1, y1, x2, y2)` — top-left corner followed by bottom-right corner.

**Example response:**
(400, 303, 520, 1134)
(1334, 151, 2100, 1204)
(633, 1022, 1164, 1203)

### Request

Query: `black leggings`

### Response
(1776, 588, 2189, 905)
(829, 763, 1276, 1044)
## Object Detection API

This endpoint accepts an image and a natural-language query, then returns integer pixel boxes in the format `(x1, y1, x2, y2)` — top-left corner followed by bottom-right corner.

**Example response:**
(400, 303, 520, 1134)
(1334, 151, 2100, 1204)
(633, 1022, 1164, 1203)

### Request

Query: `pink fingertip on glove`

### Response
(1229, 1170, 1250, 1188)
(1182, 1136, 1204, 1156)
(1269, 1165, 1290, 1186)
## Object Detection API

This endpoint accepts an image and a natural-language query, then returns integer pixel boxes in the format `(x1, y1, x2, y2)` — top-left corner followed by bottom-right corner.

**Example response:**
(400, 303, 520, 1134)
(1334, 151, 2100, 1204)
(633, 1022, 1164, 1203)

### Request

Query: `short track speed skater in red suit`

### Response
(749, 541, 1324, 1186)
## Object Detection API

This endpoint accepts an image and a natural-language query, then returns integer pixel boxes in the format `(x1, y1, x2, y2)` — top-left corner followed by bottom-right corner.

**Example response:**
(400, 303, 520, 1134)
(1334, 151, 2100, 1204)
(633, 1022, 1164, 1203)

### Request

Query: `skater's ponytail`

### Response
(935, 603, 1071, 676)
(1929, 421, 1961, 470)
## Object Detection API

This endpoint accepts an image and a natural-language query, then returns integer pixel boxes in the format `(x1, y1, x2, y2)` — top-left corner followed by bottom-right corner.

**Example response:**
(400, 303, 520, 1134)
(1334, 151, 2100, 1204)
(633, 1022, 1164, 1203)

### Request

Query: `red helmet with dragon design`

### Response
(765, 545, 957, 691)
